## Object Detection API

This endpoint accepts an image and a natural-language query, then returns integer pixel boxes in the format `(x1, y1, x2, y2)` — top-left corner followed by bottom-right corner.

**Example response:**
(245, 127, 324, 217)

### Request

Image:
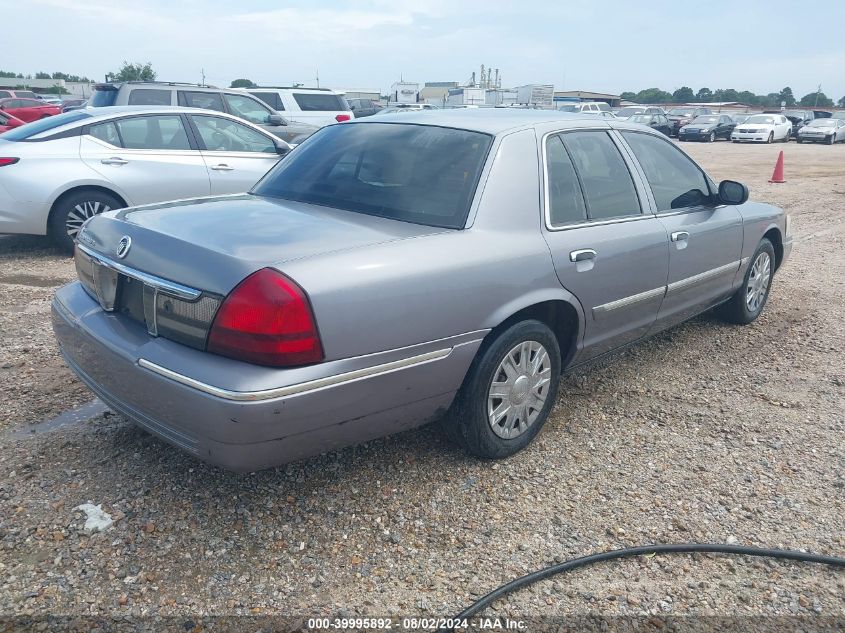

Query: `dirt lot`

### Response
(1, 141, 844, 628)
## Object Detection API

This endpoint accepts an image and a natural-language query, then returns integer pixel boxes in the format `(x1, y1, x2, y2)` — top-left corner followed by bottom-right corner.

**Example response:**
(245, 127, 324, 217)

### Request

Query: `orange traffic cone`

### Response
(769, 150, 785, 183)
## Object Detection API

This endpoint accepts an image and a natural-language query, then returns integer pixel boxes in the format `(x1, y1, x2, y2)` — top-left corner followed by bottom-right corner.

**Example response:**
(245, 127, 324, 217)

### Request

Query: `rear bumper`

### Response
(0, 181, 49, 235)
(52, 282, 483, 471)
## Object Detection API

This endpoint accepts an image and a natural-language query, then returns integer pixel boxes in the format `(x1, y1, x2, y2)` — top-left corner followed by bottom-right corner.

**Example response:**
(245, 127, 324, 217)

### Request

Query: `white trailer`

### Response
(390, 81, 419, 104)
(446, 87, 487, 107)
(516, 84, 554, 109)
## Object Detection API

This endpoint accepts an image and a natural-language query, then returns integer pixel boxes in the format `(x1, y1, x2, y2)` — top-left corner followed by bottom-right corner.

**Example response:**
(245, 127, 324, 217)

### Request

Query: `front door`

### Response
(541, 129, 669, 361)
(619, 130, 743, 329)
(188, 114, 282, 195)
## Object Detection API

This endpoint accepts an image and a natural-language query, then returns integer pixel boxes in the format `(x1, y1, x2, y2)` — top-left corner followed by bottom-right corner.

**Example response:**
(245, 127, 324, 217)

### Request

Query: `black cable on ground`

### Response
(437, 543, 845, 631)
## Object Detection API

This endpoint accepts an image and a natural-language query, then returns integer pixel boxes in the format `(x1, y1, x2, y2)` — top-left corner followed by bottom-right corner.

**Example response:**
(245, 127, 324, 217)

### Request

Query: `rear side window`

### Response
(292, 93, 347, 111)
(89, 122, 121, 146)
(561, 131, 640, 220)
(622, 131, 711, 211)
(90, 87, 118, 107)
(114, 115, 191, 150)
(0, 111, 90, 141)
(16, 91, 38, 99)
(254, 123, 492, 229)
(250, 92, 284, 111)
(0, 91, 11, 99)
(178, 91, 225, 112)
(545, 135, 587, 226)
(128, 89, 171, 106)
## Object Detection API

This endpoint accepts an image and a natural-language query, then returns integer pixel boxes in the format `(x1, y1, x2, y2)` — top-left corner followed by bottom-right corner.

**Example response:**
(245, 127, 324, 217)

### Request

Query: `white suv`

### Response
(556, 101, 612, 114)
(247, 88, 352, 127)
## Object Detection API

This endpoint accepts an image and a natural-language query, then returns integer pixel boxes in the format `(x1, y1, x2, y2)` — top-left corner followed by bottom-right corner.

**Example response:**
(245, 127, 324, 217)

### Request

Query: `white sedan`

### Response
(0, 106, 290, 252)
(731, 114, 792, 143)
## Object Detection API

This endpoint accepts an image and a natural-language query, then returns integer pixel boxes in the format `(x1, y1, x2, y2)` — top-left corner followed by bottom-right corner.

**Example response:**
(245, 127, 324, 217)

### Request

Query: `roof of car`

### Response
(352, 108, 659, 135)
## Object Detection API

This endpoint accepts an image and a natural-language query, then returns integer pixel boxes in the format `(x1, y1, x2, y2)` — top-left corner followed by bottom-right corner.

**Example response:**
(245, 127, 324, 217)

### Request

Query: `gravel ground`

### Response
(1, 141, 843, 629)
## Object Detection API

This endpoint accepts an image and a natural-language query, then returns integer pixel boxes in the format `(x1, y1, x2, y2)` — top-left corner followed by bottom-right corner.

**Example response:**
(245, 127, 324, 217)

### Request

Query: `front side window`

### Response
(223, 94, 272, 125)
(191, 115, 275, 153)
(545, 135, 587, 226)
(114, 115, 191, 150)
(253, 123, 492, 229)
(89, 122, 121, 146)
(622, 131, 711, 211)
(178, 91, 225, 112)
(128, 89, 171, 106)
(561, 131, 640, 220)
(292, 93, 347, 111)
(0, 91, 11, 99)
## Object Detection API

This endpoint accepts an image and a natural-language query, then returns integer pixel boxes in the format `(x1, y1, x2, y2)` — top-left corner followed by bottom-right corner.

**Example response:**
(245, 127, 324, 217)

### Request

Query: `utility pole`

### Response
(814, 84, 821, 107)
(201, 68, 205, 85)
(316, 68, 320, 88)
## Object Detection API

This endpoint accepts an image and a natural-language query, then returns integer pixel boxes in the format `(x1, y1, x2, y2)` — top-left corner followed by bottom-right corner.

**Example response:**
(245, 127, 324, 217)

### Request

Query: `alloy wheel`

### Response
(66, 200, 111, 238)
(487, 340, 552, 439)
(746, 252, 772, 313)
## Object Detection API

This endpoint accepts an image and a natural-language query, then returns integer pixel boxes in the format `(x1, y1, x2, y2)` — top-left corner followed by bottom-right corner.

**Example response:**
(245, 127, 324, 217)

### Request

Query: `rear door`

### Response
(541, 129, 669, 361)
(80, 114, 210, 205)
(187, 114, 282, 194)
(619, 130, 743, 329)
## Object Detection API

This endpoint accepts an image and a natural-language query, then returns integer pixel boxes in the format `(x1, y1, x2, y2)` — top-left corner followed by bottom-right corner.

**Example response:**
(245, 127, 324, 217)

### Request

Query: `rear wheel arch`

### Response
(47, 185, 128, 230)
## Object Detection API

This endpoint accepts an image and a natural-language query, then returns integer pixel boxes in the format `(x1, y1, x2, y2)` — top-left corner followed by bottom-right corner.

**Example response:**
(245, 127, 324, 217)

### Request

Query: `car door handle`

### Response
(101, 157, 128, 165)
(210, 164, 234, 171)
(671, 231, 690, 242)
(569, 249, 597, 262)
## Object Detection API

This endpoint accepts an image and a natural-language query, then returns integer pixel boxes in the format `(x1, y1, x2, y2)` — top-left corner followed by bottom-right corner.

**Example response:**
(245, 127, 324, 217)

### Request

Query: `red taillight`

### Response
(207, 268, 323, 367)
(0, 158, 19, 167)
(335, 114, 351, 122)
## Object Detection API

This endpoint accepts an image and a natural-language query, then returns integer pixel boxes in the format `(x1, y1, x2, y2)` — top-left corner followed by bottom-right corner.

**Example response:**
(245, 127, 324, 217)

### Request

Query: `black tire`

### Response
(767, 132, 774, 144)
(444, 320, 561, 459)
(797, 137, 803, 144)
(715, 238, 775, 325)
(708, 132, 716, 143)
(48, 189, 123, 254)
(827, 134, 835, 145)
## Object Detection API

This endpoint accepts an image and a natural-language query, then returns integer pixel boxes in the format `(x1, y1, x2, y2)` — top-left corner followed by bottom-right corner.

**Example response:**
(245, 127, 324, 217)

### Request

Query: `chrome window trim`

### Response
(76, 244, 202, 301)
(138, 347, 456, 402)
(541, 128, 647, 232)
(593, 286, 666, 317)
(666, 260, 740, 294)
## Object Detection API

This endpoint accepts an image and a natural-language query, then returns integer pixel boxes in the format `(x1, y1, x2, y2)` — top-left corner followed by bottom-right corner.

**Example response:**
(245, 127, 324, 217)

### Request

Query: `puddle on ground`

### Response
(0, 274, 68, 288)
(7, 399, 110, 439)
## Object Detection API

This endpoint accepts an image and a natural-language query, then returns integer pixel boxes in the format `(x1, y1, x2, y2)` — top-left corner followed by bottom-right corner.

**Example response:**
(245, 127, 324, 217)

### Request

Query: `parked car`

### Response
(50, 110, 791, 471)
(61, 99, 88, 112)
(813, 110, 832, 119)
(832, 111, 845, 120)
(0, 111, 25, 133)
(613, 106, 665, 120)
(666, 107, 713, 136)
(247, 87, 352, 127)
(729, 113, 754, 125)
(384, 103, 438, 110)
(678, 114, 735, 142)
(0, 98, 62, 121)
(347, 98, 383, 118)
(0, 89, 40, 100)
(0, 107, 290, 252)
(796, 118, 845, 144)
(778, 110, 814, 137)
(36, 94, 63, 106)
(556, 101, 612, 114)
(731, 114, 792, 143)
(628, 113, 673, 135)
(88, 81, 317, 144)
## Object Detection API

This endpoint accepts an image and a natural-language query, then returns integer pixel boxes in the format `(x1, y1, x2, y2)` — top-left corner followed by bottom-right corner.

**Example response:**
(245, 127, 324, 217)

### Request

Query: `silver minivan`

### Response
(88, 81, 318, 144)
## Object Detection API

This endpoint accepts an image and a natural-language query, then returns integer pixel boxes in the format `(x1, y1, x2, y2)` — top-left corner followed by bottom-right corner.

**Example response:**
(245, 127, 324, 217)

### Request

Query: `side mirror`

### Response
(267, 113, 287, 126)
(718, 180, 749, 205)
(274, 141, 291, 155)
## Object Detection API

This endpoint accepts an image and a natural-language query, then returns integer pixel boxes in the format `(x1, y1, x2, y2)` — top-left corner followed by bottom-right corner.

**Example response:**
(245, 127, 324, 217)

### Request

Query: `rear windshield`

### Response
(292, 93, 348, 111)
(253, 123, 492, 229)
(615, 107, 643, 117)
(90, 86, 118, 107)
(0, 111, 90, 140)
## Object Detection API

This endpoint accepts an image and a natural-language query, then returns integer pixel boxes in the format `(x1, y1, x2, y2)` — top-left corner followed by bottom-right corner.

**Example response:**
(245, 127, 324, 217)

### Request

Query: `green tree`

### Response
(620, 91, 637, 102)
(761, 93, 782, 108)
(799, 91, 833, 108)
(695, 87, 713, 101)
(230, 78, 257, 88)
(635, 87, 673, 103)
(778, 87, 796, 107)
(672, 86, 694, 102)
(111, 61, 156, 82)
(35, 71, 51, 79)
(738, 91, 759, 106)
(838, 96, 845, 108)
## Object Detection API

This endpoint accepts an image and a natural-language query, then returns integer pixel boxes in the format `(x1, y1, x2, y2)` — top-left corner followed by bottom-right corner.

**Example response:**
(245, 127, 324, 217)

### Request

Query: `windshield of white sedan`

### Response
(253, 123, 493, 229)
(745, 115, 776, 125)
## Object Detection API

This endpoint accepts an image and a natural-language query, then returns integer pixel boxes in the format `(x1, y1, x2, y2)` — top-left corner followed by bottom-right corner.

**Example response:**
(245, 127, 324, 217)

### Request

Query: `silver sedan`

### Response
(797, 118, 845, 144)
(0, 107, 290, 252)
(52, 110, 792, 471)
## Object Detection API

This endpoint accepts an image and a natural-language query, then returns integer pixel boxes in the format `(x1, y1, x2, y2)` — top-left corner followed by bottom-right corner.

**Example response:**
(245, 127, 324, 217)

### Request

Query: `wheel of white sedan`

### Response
(716, 238, 775, 325)
(49, 189, 123, 255)
(767, 132, 774, 144)
(445, 319, 561, 459)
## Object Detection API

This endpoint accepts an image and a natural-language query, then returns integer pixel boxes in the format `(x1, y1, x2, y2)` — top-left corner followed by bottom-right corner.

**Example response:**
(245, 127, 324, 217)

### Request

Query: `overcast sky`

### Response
(11, 0, 845, 101)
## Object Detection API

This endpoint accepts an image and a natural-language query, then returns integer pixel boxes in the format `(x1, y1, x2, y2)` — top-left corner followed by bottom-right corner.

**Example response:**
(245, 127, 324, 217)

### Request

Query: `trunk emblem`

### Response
(116, 236, 132, 259)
